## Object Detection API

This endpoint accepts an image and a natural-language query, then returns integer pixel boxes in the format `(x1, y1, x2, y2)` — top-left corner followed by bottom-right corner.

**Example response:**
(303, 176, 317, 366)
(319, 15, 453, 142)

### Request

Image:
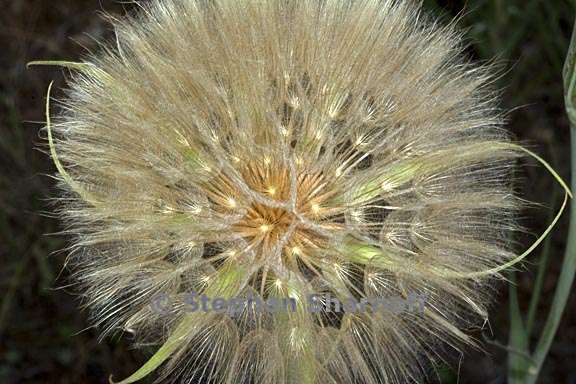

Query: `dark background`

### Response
(1, 0, 575, 383)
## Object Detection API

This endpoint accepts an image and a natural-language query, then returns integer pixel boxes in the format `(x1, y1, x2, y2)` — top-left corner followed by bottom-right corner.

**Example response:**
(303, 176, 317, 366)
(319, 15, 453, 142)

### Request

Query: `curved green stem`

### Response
(523, 15, 576, 384)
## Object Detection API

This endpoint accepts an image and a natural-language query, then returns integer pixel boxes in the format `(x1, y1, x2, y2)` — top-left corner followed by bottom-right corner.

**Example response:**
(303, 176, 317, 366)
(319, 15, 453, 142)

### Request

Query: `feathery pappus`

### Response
(43, 0, 531, 383)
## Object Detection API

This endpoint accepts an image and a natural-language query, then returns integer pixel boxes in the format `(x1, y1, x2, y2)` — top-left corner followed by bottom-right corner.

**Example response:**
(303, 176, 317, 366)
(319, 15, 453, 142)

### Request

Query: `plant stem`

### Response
(525, 127, 576, 384)
(507, 272, 530, 384)
(525, 185, 558, 336)
(524, 16, 576, 384)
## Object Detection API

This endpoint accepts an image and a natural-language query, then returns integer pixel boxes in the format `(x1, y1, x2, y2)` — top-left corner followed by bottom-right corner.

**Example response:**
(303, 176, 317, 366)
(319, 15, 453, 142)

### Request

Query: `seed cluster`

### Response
(49, 1, 522, 383)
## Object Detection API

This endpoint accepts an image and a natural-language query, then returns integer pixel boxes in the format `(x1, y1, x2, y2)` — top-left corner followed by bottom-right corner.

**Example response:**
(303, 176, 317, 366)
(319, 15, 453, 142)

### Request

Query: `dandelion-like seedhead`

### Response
(49, 0, 525, 383)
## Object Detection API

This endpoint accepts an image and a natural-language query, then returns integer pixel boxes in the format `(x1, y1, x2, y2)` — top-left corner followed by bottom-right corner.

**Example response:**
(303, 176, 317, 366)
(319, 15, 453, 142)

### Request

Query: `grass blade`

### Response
(524, 14, 576, 384)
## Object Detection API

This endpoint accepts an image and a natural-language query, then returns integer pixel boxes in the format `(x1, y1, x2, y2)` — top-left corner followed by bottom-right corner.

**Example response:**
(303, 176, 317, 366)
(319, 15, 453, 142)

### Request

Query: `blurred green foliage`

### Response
(1, 1, 575, 383)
